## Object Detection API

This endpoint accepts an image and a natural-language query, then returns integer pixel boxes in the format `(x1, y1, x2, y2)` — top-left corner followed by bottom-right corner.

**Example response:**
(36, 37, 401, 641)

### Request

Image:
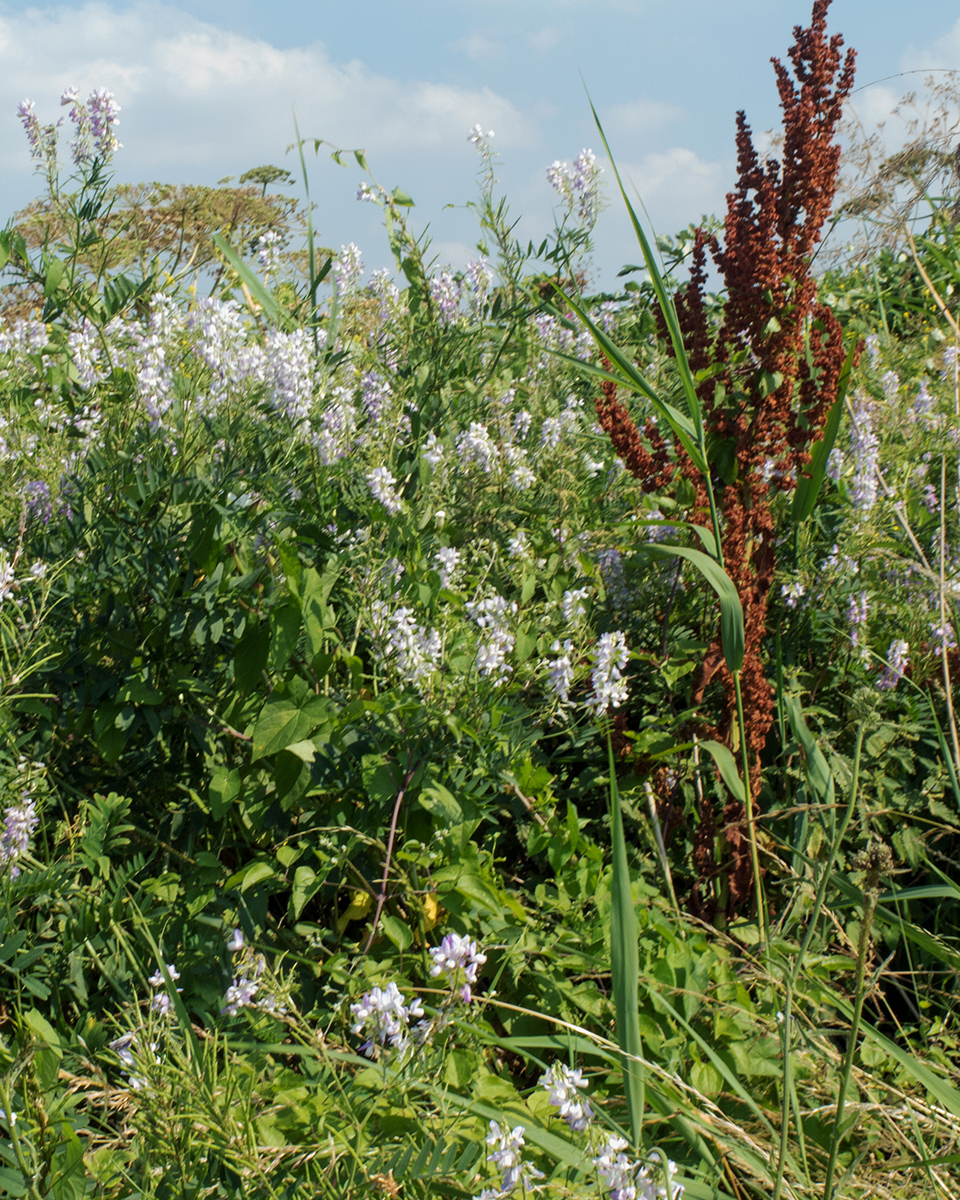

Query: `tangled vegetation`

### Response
(2, 3, 960, 1197)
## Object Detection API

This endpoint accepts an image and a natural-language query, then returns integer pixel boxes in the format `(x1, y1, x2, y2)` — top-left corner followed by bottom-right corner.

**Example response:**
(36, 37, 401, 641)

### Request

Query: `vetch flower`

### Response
(350, 982, 424, 1058)
(428, 932, 486, 1003)
(540, 1061, 594, 1132)
(1, 791, 38, 878)
(586, 631, 629, 716)
(877, 638, 909, 690)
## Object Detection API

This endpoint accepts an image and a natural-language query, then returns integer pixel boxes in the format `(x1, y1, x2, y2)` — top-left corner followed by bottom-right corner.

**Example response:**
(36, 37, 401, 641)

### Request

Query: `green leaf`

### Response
(607, 737, 644, 1150)
(791, 335, 857, 522)
(699, 740, 745, 802)
(209, 766, 242, 819)
(268, 603, 301, 672)
(241, 861, 277, 892)
(291, 866, 321, 919)
(642, 544, 744, 672)
(381, 914, 414, 950)
(211, 232, 281, 323)
(234, 620, 270, 692)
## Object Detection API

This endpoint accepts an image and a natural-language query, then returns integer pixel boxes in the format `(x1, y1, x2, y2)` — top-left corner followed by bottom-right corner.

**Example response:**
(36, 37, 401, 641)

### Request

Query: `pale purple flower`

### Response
(222, 976, 259, 1016)
(434, 546, 460, 589)
(226, 929, 245, 952)
(88, 87, 121, 158)
(429, 271, 461, 325)
(456, 422, 500, 474)
(586, 631, 629, 716)
(468, 124, 495, 145)
(1, 791, 38, 878)
(350, 982, 424, 1057)
(849, 392, 879, 513)
(484, 1121, 544, 1194)
(877, 638, 909, 690)
(880, 370, 900, 402)
(465, 258, 493, 312)
(334, 243, 364, 295)
(423, 431, 446, 469)
(367, 466, 403, 515)
(256, 230, 283, 273)
(781, 581, 805, 610)
(370, 601, 442, 689)
(562, 587, 590, 624)
(16, 99, 44, 159)
(428, 932, 486, 1003)
(540, 1062, 594, 1132)
(865, 334, 880, 368)
(931, 622, 957, 653)
(467, 595, 517, 681)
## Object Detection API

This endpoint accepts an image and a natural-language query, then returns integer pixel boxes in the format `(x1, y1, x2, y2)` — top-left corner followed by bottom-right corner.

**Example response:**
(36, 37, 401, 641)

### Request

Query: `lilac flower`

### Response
(23, 481, 52, 525)
(226, 929, 245, 952)
(266, 329, 314, 423)
(540, 1062, 594, 1132)
(586, 632, 629, 716)
(256, 230, 283, 273)
(456, 422, 500, 474)
(370, 601, 442, 689)
(941, 346, 958, 381)
(367, 466, 403, 515)
(484, 1121, 544, 1195)
(931, 622, 957, 653)
(1, 791, 38, 878)
(350, 982, 424, 1058)
(545, 640, 575, 704)
(849, 392, 879, 514)
(16, 99, 44, 159)
(865, 333, 880, 368)
(334, 243, 364, 295)
(546, 149, 604, 228)
(0, 555, 16, 603)
(512, 409, 532, 440)
(434, 546, 460, 589)
(360, 371, 391, 427)
(68, 320, 105, 389)
(465, 258, 493, 312)
(877, 638, 909, 690)
(880, 370, 900, 402)
(222, 976, 259, 1016)
(312, 388, 357, 465)
(423, 431, 446, 470)
(466, 595, 517, 681)
(562, 587, 590, 624)
(429, 271, 461, 325)
(428, 932, 487, 1003)
(88, 87, 121, 158)
(781, 581, 805, 610)
(507, 531, 530, 559)
(148, 963, 182, 1015)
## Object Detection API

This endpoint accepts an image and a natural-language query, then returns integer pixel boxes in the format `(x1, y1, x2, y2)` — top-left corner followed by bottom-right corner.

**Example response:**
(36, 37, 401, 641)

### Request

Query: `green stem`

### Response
(733, 670, 767, 946)
(822, 885, 879, 1200)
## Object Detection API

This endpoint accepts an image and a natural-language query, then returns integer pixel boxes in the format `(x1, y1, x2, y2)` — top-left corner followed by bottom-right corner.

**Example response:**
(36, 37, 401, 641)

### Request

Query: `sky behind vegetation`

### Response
(1, 0, 960, 286)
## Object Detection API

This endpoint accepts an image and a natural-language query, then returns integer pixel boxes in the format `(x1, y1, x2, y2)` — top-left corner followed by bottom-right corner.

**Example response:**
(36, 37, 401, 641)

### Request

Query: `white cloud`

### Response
(602, 98, 684, 138)
(0, 1, 538, 188)
(527, 26, 563, 55)
(449, 32, 507, 63)
(618, 148, 729, 228)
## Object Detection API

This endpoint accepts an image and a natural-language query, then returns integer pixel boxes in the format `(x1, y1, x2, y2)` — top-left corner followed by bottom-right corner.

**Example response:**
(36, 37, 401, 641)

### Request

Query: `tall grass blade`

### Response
(642, 544, 744, 672)
(606, 733, 645, 1150)
(210, 233, 280, 325)
(790, 336, 857, 522)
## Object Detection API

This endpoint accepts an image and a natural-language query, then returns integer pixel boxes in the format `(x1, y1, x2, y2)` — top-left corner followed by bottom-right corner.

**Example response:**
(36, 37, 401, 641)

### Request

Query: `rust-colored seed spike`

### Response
(602, 1, 858, 922)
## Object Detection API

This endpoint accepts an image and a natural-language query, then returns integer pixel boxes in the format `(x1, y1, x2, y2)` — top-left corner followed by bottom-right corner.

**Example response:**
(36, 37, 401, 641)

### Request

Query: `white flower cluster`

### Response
(457, 422, 500, 474)
(475, 1121, 544, 1199)
(593, 1135, 683, 1200)
(540, 1062, 593, 1131)
(370, 600, 442, 690)
(221, 929, 285, 1017)
(586, 631, 630, 716)
(350, 981, 424, 1058)
(367, 466, 404, 515)
(466, 595, 517, 681)
(148, 963, 182, 1017)
(1, 789, 38, 878)
(428, 932, 487, 1004)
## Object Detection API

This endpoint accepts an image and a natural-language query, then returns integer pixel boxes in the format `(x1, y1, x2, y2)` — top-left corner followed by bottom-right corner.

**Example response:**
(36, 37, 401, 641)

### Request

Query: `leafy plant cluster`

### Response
(2, 7, 960, 1198)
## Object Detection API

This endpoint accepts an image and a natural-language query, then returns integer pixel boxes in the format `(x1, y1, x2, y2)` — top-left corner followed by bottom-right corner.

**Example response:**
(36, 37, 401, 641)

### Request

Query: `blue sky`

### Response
(1, 0, 959, 288)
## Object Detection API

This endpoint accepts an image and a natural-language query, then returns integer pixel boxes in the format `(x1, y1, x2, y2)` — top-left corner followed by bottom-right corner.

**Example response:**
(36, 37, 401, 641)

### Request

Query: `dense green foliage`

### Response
(4, 27, 960, 1199)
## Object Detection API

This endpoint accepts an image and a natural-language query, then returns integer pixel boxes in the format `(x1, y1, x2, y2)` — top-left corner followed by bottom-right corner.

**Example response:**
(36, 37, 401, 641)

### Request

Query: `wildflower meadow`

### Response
(4, 1, 960, 1196)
